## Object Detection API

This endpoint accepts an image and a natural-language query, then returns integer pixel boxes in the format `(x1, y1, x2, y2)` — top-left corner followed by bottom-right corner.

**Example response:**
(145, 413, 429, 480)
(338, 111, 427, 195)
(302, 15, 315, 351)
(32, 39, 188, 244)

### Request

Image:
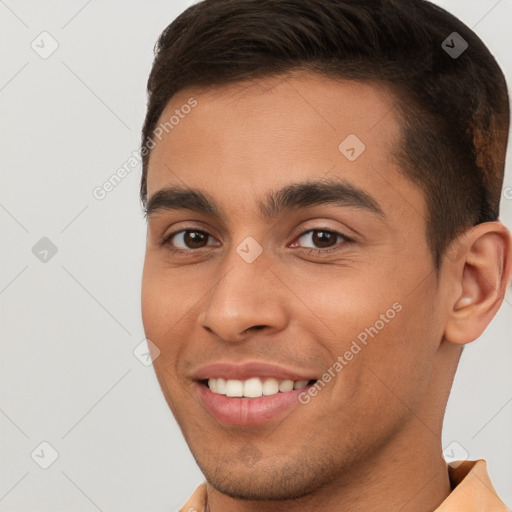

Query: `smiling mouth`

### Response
(202, 377, 318, 398)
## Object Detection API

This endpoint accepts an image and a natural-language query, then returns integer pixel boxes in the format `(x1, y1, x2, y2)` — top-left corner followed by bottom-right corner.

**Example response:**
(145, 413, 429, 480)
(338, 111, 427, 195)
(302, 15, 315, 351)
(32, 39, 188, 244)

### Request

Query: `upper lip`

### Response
(192, 361, 317, 382)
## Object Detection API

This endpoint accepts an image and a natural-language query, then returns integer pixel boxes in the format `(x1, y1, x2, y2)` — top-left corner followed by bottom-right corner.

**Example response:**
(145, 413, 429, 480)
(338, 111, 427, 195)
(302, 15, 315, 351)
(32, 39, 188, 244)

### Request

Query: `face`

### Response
(141, 72, 448, 500)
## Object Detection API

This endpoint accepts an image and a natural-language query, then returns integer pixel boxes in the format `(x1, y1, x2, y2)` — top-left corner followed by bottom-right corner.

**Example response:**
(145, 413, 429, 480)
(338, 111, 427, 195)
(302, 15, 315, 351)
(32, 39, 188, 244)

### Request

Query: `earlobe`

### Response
(443, 221, 512, 346)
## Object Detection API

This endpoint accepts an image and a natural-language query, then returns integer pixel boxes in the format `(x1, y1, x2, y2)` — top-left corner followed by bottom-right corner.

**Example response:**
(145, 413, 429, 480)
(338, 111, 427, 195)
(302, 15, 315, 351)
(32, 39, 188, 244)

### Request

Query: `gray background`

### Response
(1, 0, 511, 510)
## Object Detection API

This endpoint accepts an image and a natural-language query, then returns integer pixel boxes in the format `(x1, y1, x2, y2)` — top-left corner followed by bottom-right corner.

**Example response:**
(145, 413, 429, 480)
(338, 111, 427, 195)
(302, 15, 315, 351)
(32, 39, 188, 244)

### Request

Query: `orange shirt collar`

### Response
(436, 459, 508, 511)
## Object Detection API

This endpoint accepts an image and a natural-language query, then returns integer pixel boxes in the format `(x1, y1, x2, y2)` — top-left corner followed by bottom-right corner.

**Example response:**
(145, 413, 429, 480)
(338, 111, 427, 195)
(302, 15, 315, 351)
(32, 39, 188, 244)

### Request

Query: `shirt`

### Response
(178, 459, 510, 512)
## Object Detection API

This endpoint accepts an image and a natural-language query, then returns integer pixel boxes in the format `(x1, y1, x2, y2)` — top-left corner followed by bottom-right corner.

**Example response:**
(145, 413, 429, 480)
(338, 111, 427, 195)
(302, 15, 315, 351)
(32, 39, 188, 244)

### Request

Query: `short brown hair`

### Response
(140, 0, 509, 268)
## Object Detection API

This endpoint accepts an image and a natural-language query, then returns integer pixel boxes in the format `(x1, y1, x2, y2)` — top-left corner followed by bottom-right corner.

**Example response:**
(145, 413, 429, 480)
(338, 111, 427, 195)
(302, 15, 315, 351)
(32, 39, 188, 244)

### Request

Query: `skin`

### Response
(141, 71, 512, 512)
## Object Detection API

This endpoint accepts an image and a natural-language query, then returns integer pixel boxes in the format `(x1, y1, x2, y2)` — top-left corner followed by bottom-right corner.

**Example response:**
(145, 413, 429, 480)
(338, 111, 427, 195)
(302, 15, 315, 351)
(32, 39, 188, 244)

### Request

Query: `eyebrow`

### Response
(144, 177, 385, 221)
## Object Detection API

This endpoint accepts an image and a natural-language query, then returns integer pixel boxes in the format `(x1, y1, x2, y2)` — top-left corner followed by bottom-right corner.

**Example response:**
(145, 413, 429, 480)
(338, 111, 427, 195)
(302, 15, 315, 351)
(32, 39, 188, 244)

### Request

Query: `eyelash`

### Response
(160, 227, 354, 257)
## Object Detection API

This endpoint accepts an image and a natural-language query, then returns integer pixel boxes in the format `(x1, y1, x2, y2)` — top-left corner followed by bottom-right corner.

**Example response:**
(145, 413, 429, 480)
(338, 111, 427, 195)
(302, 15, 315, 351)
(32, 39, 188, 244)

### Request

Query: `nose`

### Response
(198, 248, 288, 343)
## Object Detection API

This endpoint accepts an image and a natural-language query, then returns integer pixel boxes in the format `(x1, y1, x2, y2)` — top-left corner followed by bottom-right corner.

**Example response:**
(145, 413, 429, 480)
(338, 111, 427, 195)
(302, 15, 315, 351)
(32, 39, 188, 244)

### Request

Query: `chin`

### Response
(191, 448, 337, 501)
(204, 471, 319, 501)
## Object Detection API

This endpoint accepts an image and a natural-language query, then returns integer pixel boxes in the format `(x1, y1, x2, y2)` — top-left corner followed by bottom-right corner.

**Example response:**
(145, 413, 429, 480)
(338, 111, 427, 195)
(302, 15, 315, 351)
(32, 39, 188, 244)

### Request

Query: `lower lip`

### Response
(195, 382, 311, 426)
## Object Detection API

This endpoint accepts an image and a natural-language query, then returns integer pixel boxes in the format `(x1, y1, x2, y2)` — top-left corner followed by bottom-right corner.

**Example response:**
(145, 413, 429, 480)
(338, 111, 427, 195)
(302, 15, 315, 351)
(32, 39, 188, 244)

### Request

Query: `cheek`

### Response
(306, 272, 436, 404)
(348, 299, 440, 417)
(141, 266, 162, 336)
(141, 259, 205, 372)
(141, 267, 185, 406)
(141, 260, 179, 344)
(300, 273, 399, 350)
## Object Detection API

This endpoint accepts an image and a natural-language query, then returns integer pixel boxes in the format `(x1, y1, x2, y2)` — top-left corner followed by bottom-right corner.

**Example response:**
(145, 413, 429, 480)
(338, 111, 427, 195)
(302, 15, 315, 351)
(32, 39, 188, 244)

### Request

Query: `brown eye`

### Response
(312, 230, 337, 248)
(296, 229, 344, 250)
(166, 230, 212, 250)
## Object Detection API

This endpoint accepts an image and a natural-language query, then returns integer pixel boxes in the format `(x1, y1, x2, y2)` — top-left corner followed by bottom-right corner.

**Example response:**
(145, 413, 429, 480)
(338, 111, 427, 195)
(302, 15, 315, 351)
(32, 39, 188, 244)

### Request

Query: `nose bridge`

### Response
(200, 239, 286, 341)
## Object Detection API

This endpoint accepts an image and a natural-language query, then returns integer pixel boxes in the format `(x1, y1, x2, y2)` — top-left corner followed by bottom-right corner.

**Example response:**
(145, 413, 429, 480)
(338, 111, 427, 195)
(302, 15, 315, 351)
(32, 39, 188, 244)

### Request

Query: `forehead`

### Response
(149, 72, 400, 167)
(145, 71, 421, 223)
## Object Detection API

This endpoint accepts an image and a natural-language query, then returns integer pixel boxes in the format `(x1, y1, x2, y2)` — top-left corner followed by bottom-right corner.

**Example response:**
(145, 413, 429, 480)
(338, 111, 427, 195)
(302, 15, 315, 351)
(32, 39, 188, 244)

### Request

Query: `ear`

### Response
(444, 221, 512, 345)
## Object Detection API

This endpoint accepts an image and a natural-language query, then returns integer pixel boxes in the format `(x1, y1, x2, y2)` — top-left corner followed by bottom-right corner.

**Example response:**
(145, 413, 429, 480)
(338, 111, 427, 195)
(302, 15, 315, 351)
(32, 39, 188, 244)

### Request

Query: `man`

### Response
(139, 0, 512, 510)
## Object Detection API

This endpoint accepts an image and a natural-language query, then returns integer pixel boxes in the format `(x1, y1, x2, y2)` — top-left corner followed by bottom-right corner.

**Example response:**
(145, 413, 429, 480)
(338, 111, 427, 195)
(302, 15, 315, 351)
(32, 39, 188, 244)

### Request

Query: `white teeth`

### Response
(225, 379, 243, 397)
(279, 380, 294, 392)
(207, 377, 311, 398)
(243, 377, 263, 398)
(262, 378, 279, 396)
(293, 380, 309, 390)
(216, 378, 226, 394)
